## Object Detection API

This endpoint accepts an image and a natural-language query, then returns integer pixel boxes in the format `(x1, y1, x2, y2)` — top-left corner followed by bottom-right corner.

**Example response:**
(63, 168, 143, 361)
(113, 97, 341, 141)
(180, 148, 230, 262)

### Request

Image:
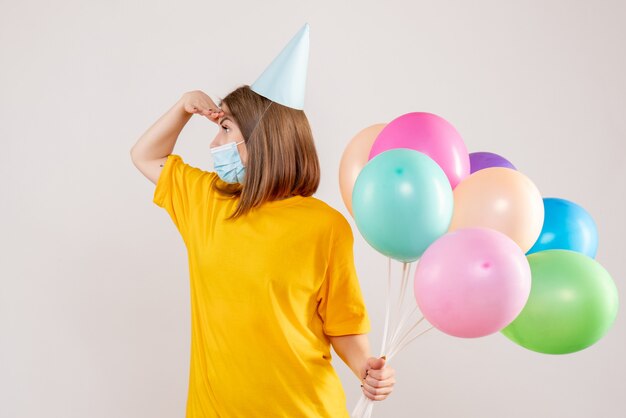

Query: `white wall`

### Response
(1, 0, 625, 417)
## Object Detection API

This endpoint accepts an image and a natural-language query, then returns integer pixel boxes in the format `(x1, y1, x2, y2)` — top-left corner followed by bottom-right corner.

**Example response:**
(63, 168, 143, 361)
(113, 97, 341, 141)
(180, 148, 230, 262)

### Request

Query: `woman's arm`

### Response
(329, 334, 396, 401)
(329, 334, 371, 381)
(130, 95, 192, 163)
(130, 91, 223, 184)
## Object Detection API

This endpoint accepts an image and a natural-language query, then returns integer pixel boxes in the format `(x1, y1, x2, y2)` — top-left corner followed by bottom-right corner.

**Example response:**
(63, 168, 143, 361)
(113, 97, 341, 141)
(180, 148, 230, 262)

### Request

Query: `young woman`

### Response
(130, 87, 396, 417)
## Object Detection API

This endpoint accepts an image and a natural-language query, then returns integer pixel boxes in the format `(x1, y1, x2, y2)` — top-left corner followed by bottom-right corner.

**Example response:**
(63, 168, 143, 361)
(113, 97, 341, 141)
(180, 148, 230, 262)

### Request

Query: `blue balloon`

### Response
(527, 198, 598, 258)
(352, 148, 454, 262)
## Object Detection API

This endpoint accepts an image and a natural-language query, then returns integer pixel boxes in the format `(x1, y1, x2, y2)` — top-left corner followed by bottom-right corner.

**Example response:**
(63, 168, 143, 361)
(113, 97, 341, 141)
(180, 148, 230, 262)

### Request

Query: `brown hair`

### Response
(214, 85, 320, 220)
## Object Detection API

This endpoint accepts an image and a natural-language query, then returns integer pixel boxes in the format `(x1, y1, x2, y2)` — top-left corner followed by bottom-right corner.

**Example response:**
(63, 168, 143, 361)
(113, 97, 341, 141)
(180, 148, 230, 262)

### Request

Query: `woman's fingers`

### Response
(361, 387, 392, 401)
(181, 91, 224, 119)
(364, 374, 396, 389)
(187, 102, 219, 113)
(361, 379, 394, 400)
(205, 108, 224, 122)
(188, 104, 223, 122)
(361, 373, 395, 401)
(365, 367, 394, 381)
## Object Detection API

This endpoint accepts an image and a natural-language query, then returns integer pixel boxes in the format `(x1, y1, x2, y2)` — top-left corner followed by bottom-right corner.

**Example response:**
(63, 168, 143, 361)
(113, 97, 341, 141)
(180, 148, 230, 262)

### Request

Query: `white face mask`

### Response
(210, 140, 246, 184)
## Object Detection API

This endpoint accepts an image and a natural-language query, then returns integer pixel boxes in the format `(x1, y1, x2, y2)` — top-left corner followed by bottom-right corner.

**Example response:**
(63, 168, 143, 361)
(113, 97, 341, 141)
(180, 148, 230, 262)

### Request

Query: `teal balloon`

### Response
(352, 148, 453, 262)
(501, 250, 619, 354)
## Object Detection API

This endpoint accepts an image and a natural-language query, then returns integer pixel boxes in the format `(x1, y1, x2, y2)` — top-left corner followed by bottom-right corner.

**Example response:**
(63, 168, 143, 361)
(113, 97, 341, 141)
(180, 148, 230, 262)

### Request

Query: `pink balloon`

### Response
(368, 112, 470, 188)
(414, 227, 531, 338)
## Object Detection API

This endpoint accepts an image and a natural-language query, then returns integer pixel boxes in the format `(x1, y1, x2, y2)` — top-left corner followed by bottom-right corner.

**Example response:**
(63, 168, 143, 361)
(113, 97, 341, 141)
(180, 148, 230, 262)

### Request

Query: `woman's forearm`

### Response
(130, 95, 192, 161)
(329, 333, 372, 381)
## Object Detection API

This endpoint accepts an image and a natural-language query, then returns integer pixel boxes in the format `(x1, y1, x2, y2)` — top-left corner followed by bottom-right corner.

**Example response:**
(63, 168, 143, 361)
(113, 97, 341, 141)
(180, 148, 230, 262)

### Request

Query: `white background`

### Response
(1, 0, 625, 417)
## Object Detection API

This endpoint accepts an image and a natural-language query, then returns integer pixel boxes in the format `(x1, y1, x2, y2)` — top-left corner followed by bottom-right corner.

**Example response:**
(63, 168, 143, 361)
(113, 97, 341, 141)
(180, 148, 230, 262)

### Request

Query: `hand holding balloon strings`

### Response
(352, 260, 435, 418)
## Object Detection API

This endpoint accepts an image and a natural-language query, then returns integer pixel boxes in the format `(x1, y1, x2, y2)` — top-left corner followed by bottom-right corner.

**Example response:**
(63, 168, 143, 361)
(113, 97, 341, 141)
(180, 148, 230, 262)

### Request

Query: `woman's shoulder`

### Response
(168, 154, 220, 185)
(301, 196, 352, 229)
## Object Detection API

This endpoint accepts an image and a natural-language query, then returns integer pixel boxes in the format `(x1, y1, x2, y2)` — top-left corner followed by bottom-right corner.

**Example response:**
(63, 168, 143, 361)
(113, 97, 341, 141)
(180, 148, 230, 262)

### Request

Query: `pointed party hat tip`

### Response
(250, 23, 310, 110)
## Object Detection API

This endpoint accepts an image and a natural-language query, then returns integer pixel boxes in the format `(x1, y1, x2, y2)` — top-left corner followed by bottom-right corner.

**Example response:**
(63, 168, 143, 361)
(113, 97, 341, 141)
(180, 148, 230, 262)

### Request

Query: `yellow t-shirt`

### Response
(152, 154, 371, 417)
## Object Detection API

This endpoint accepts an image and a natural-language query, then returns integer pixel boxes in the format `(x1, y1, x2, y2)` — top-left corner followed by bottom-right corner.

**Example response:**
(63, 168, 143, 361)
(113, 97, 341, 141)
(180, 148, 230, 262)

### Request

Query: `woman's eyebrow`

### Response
(218, 116, 232, 124)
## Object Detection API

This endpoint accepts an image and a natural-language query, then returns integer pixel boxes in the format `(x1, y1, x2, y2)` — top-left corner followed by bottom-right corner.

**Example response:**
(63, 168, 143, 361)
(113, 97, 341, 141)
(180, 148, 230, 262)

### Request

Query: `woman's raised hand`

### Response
(181, 90, 225, 124)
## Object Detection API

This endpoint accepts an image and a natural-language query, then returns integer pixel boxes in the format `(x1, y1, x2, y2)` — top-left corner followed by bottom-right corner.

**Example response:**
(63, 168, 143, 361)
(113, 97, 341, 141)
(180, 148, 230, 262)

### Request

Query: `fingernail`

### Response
(381, 355, 386, 360)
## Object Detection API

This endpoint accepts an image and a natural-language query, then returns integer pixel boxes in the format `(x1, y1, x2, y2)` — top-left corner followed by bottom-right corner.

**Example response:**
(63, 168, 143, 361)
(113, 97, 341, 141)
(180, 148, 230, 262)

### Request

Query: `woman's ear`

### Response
(239, 142, 249, 166)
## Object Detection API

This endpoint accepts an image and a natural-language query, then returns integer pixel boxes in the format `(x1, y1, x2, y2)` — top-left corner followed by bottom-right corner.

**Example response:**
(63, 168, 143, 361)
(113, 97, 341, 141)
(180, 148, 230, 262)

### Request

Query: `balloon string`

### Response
(388, 325, 435, 361)
(387, 316, 426, 359)
(388, 304, 419, 349)
(387, 259, 419, 352)
(351, 394, 368, 417)
(354, 395, 373, 418)
(373, 261, 409, 418)
(379, 257, 392, 356)
(384, 262, 409, 354)
(396, 263, 409, 314)
(389, 314, 424, 354)
(352, 258, 393, 418)
(352, 259, 419, 418)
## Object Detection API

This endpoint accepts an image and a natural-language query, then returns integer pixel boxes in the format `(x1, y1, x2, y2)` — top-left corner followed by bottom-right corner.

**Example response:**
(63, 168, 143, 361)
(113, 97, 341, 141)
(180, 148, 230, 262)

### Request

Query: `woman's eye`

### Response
(221, 125, 230, 132)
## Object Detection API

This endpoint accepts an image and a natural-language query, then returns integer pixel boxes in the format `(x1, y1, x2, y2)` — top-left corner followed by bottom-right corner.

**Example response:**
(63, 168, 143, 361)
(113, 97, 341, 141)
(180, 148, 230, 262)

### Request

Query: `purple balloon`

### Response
(469, 152, 516, 174)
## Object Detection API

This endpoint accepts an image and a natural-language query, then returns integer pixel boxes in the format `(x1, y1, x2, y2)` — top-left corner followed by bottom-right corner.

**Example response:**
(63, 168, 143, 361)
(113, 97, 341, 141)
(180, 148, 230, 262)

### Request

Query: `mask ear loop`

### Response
(237, 101, 272, 177)
(246, 101, 273, 143)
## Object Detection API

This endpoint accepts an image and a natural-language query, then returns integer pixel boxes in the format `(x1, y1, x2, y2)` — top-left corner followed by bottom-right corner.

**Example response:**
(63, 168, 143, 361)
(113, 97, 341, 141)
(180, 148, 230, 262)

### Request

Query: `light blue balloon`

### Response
(352, 148, 454, 262)
(527, 197, 599, 258)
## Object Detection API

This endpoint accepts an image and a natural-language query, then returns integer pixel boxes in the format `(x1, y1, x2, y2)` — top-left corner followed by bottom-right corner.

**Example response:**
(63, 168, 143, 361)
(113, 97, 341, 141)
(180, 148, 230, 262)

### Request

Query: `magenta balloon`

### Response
(368, 112, 470, 188)
(414, 227, 531, 338)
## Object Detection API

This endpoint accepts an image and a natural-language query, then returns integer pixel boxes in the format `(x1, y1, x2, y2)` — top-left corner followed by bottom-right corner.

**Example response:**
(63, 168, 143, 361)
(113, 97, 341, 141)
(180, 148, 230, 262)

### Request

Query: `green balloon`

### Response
(352, 148, 453, 262)
(501, 250, 618, 354)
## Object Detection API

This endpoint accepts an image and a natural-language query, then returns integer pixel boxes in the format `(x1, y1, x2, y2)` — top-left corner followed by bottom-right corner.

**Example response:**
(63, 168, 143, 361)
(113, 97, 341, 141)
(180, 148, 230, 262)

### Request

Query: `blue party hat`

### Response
(250, 23, 310, 110)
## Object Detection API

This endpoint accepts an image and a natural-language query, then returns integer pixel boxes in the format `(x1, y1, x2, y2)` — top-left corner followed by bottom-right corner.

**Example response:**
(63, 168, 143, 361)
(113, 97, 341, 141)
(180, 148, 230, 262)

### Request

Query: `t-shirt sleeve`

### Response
(152, 154, 218, 242)
(316, 212, 371, 336)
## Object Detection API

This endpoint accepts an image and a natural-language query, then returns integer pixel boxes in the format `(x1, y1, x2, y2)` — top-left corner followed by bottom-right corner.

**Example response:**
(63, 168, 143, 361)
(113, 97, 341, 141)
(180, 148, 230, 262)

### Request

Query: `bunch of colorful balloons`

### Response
(339, 112, 619, 355)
